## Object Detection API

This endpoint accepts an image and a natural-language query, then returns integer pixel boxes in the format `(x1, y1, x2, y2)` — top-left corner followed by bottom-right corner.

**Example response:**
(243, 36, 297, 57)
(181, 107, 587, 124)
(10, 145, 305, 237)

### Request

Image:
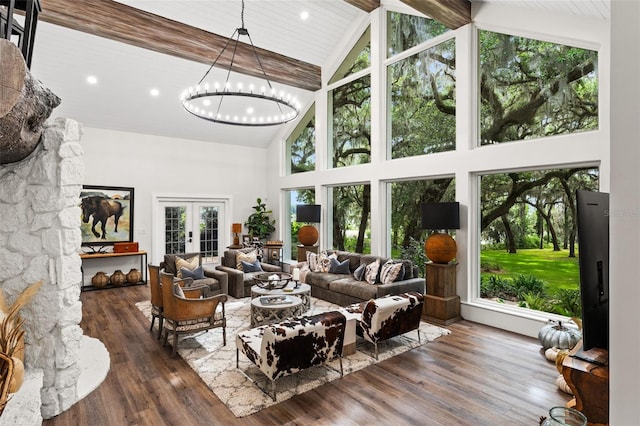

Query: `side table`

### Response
(423, 261, 461, 325)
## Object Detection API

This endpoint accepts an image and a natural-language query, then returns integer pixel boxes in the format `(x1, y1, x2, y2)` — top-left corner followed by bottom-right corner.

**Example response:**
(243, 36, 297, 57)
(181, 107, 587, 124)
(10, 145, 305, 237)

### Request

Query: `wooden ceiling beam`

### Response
(38, 0, 321, 91)
(399, 0, 471, 29)
(343, 0, 380, 13)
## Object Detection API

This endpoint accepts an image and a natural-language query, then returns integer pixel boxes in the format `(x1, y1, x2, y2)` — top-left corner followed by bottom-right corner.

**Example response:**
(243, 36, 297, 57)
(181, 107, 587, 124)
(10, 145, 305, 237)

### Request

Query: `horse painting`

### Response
(81, 196, 125, 240)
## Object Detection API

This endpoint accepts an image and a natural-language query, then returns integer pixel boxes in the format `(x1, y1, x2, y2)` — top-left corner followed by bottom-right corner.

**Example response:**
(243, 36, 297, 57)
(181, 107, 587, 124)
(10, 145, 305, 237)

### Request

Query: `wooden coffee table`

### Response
(250, 295, 303, 327)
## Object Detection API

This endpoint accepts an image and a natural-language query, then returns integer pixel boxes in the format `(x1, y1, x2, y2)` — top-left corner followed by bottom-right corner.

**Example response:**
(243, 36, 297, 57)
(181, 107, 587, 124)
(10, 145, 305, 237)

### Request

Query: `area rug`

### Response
(135, 296, 450, 417)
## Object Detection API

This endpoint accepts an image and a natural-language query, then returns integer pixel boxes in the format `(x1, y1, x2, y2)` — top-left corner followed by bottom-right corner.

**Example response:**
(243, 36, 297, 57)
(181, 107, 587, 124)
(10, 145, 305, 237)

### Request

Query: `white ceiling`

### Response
(27, 0, 609, 149)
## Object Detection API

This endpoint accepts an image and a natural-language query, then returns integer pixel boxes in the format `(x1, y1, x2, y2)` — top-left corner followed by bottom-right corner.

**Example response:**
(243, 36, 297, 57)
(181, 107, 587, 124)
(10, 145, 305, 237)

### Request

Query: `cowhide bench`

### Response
(236, 310, 346, 401)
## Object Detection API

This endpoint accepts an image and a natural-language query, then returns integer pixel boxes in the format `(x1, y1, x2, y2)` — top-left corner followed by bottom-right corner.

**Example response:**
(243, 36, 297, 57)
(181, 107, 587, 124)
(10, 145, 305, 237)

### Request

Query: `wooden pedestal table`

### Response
(423, 262, 461, 325)
(297, 245, 318, 262)
(562, 341, 609, 426)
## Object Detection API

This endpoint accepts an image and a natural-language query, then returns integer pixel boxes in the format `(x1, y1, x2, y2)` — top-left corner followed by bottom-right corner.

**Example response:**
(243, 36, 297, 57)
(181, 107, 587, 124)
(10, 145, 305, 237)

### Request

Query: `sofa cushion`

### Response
(364, 260, 380, 284)
(236, 250, 258, 270)
(176, 256, 200, 278)
(329, 278, 378, 301)
(379, 260, 404, 285)
(241, 259, 263, 273)
(308, 251, 336, 273)
(164, 253, 200, 276)
(329, 258, 350, 274)
(180, 265, 205, 280)
(353, 264, 366, 281)
(304, 271, 345, 290)
(332, 251, 361, 273)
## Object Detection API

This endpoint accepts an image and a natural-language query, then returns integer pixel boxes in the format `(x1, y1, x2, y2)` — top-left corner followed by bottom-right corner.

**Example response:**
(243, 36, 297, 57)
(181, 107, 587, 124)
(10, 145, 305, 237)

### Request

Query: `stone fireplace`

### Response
(0, 117, 84, 419)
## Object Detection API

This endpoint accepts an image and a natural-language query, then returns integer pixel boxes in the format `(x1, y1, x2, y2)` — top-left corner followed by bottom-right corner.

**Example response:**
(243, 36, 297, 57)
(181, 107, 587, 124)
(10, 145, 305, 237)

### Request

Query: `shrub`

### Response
(521, 292, 550, 311)
(399, 237, 428, 276)
(480, 261, 501, 272)
(512, 274, 546, 298)
(551, 289, 582, 318)
(481, 275, 518, 300)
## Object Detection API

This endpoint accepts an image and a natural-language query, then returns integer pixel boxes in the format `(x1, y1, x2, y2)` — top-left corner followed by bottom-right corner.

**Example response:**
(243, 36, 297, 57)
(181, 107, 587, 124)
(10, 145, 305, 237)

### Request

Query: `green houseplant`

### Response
(245, 198, 276, 240)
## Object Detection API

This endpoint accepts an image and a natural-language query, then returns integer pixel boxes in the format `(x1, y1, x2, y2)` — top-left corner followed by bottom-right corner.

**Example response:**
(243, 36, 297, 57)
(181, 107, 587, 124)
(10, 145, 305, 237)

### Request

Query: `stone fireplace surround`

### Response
(0, 118, 109, 421)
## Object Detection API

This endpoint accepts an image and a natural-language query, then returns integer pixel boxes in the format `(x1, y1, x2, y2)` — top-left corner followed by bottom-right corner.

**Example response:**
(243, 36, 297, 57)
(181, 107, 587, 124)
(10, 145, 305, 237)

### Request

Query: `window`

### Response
(329, 27, 371, 84)
(287, 105, 316, 174)
(329, 184, 370, 254)
(285, 188, 316, 261)
(388, 178, 455, 273)
(387, 11, 449, 58)
(479, 167, 599, 315)
(479, 30, 598, 145)
(388, 38, 456, 158)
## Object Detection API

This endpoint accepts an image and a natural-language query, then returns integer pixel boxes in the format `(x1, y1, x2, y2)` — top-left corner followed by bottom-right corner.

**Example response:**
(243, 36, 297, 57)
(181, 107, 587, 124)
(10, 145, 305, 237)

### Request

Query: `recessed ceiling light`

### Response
(300, 11, 309, 20)
(150, 88, 160, 97)
(86, 76, 98, 85)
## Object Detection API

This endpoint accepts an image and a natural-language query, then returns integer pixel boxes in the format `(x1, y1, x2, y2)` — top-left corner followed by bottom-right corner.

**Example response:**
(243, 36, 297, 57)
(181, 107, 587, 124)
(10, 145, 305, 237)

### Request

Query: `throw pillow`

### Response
(379, 260, 404, 285)
(329, 257, 350, 274)
(236, 250, 257, 270)
(318, 251, 337, 273)
(176, 256, 199, 278)
(241, 259, 263, 273)
(364, 260, 380, 284)
(353, 264, 366, 281)
(180, 265, 205, 280)
(307, 251, 319, 272)
(174, 283, 185, 298)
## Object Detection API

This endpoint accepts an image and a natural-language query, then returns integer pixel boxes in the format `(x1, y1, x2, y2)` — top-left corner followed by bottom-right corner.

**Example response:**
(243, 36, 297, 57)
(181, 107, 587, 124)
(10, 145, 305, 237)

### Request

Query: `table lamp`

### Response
(296, 204, 321, 246)
(421, 202, 460, 264)
(232, 223, 242, 247)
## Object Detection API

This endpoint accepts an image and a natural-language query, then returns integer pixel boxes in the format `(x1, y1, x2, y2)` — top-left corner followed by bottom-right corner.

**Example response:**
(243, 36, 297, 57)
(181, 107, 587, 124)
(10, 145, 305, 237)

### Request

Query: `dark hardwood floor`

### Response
(43, 285, 569, 425)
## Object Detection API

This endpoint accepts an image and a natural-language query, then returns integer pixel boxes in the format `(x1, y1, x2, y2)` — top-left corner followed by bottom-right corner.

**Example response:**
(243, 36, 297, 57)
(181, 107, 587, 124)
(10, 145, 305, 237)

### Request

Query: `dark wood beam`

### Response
(38, 0, 321, 91)
(343, 0, 380, 13)
(400, 0, 471, 29)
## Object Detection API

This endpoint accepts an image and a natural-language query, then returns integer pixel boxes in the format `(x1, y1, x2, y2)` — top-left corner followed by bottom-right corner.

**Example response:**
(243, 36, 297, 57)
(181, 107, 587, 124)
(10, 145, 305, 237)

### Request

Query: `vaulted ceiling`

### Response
(26, 0, 608, 148)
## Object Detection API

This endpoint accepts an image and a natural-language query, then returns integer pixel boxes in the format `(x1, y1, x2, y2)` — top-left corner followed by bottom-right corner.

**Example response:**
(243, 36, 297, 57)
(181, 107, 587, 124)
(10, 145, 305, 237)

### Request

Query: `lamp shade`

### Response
(232, 223, 242, 233)
(296, 205, 321, 223)
(421, 202, 460, 230)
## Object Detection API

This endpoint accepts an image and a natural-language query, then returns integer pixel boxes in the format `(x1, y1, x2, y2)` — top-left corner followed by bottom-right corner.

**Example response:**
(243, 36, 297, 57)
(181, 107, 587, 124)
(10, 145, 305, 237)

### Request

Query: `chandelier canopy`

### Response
(180, 0, 301, 127)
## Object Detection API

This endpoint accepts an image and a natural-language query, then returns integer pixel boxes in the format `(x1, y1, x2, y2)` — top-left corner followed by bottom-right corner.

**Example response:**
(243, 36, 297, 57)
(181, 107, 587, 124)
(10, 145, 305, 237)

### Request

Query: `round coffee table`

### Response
(251, 283, 311, 312)
(250, 295, 303, 327)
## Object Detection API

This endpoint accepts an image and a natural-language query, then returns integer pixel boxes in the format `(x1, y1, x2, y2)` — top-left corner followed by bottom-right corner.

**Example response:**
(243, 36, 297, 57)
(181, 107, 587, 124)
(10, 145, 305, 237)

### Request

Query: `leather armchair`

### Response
(160, 271, 227, 357)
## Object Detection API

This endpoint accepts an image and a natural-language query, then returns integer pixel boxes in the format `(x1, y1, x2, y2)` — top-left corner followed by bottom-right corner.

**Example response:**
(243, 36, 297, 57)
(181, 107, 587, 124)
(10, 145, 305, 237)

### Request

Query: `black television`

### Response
(575, 190, 609, 363)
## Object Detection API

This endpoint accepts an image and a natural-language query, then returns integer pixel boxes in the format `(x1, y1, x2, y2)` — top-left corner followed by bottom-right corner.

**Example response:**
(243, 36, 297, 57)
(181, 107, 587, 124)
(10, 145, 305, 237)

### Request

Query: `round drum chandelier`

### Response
(180, 0, 301, 127)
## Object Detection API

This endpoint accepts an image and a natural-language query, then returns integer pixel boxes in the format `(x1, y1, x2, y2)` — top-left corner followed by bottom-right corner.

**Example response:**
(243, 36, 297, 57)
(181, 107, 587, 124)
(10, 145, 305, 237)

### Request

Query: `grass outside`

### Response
(481, 248, 580, 294)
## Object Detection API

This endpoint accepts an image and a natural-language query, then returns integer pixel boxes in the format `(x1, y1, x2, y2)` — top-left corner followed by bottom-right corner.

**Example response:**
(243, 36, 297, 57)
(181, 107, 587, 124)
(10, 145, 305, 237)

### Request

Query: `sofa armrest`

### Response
(216, 265, 245, 298)
(374, 277, 426, 299)
(203, 267, 229, 295)
(260, 263, 282, 273)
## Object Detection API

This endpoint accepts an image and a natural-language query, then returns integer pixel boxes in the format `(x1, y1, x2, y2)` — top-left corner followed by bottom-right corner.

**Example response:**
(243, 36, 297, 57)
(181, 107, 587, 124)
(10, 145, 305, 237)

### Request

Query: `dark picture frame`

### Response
(242, 235, 251, 245)
(79, 185, 134, 246)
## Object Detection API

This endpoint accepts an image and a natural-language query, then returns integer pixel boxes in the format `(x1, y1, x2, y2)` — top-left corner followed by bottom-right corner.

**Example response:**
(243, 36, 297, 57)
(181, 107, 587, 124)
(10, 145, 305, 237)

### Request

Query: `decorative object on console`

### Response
(180, 0, 300, 126)
(79, 185, 134, 246)
(0, 0, 41, 69)
(109, 270, 126, 286)
(91, 271, 109, 288)
(125, 268, 142, 284)
(421, 201, 460, 264)
(231, 223, 243, 248)
(296, 204, 321, 246)
(113, 242, 139, 253)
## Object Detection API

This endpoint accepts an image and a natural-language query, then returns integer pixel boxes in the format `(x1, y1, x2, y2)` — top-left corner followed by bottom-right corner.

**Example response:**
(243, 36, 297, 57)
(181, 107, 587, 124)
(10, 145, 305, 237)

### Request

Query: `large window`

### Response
(389, 178, 455, 273)
(479, 30, 598, 145)
(285, 188, 316, 260)
(330, 184, 370, 254)
(387, 11, 449, 57)
(479, 167, 599, 315)
(329, 27, 371, 168)
(287, 106, 316, 174)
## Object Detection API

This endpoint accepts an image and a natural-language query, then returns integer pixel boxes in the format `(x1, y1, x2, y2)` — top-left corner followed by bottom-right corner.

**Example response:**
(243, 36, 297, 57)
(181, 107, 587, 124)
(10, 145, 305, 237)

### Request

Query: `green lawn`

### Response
(481, 248, 580, 294)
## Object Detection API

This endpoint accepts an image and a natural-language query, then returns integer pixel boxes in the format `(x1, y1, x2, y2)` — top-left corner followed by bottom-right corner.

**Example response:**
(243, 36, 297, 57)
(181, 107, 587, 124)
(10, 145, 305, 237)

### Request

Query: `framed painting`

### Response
(80, 185, 134, 246)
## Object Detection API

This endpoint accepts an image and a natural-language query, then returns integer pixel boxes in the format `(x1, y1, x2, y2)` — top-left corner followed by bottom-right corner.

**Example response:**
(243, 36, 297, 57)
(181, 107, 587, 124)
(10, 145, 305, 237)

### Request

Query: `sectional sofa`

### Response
(298, 250, 425, 306)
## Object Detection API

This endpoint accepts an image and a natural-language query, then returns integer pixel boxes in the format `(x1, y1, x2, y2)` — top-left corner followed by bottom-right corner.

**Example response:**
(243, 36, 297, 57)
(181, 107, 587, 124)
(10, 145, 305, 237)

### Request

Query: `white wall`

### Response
(609, 0, 640, 423)
(80, 127, 271, 264)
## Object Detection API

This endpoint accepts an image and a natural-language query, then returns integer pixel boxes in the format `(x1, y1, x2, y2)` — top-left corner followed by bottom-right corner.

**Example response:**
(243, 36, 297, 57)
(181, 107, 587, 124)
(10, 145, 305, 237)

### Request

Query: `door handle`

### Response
(188, 231, 193, 243)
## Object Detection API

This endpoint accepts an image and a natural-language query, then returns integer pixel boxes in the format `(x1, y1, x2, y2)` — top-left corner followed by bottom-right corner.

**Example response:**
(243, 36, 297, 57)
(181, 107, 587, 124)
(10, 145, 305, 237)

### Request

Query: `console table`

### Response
(423, 262, 461, 325)
(80, 251, 147, 291)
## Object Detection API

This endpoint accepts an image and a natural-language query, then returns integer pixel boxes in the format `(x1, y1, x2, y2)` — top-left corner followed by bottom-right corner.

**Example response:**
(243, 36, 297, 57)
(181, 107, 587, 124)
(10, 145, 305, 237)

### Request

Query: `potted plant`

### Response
(245, 198, 276, 241)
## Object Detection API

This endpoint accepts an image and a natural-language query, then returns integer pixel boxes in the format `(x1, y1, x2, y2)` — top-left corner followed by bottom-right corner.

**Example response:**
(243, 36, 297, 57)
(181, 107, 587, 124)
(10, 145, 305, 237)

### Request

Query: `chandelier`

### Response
(180, 0, 301, 126)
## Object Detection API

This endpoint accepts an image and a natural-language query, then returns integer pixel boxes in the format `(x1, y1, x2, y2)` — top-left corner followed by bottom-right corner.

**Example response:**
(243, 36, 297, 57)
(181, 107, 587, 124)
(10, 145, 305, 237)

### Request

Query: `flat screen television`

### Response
(575, 190, 609, 363)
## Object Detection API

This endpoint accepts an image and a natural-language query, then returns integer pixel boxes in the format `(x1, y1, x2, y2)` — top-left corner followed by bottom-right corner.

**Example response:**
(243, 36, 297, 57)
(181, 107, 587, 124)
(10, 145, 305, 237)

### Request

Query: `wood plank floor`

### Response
(43, 285, 570, 425)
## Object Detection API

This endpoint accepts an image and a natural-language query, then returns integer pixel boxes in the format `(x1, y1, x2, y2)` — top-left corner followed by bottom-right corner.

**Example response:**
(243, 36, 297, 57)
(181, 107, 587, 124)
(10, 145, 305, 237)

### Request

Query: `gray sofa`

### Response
(216, 247, 282, 298)
(299, 250, 425, 306)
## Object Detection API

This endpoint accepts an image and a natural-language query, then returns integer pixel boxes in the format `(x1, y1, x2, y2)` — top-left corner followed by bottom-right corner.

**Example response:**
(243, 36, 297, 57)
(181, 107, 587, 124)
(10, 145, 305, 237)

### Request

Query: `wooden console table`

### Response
(80, 251, 148, 291)
(562, 341, 609, 425)
(423, 262, 461, 325)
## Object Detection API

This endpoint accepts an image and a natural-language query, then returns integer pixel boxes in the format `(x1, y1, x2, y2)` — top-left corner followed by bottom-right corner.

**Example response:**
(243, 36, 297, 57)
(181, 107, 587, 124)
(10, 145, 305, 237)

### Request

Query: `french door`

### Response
(156, 199, 226, 265)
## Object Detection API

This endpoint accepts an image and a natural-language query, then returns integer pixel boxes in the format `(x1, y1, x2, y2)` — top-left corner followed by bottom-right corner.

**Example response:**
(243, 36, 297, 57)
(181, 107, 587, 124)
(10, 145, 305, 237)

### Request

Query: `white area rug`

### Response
(136, 297, 450, 417)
